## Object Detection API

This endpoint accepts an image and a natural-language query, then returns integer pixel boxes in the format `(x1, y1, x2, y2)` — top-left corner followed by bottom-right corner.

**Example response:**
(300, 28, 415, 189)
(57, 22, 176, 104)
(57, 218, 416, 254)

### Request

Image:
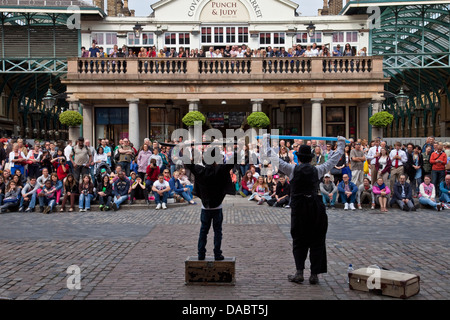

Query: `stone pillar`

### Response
(127, 99, 140, 146)
(82, 104, 94, 143)
(187, 99, 200, 112)
(371, 97, 385, 139)
(311, 98, 324, 137)
(358, 101, 370, 140)
(251, 99, 263, 112)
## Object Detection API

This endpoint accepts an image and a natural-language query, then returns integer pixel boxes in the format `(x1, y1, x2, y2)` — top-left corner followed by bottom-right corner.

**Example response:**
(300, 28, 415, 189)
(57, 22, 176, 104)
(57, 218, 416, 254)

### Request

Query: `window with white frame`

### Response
(164, 33, 190, 52)
(201, 27, 248, 45)
(295, 32, 322, 44)
(127, 32, 155, 46)
(260, 32, 286, 46)
(346, 31, 358, 43)
(91, 32, 117, 53)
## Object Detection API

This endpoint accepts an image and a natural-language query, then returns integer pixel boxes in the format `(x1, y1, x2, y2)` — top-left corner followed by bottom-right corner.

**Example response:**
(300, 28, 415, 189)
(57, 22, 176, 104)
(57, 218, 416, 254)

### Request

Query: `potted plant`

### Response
(182, 111, 206, 141)
(369, 111, 393, 139)
(59, 110, 83, 142)
(247, 112, 270, 129)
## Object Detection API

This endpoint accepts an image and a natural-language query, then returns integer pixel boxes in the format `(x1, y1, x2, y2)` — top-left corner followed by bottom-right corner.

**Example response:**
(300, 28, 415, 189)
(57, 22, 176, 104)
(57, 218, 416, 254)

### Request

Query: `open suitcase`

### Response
(349, 268, 420, 299)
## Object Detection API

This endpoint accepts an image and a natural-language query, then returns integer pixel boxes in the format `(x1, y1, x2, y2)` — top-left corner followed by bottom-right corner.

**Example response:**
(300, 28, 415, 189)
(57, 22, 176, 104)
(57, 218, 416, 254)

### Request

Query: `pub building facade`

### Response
(64, 0, 387, 146)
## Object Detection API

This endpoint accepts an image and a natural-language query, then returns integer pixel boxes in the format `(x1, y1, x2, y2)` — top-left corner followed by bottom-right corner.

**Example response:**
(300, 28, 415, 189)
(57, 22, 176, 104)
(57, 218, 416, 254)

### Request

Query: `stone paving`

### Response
(0, 195, 448, 300)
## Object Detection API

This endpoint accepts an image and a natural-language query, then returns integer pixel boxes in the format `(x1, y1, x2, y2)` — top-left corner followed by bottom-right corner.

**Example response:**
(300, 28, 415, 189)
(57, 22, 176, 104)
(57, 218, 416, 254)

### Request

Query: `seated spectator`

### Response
(439, 174, 450, 208)
(97, 174, 113, 211)
(78, 174, 94, 212)
(179, 168, 193, 194)
(390, 174, 415, 212)
(267, 174, 290, 207)
(37, 168, 51, 189)
(130, 176, 150, 205)
(38, 180, 57, 214)
(162, 168, 171, 182)
(19, 177, 39, 212)
(337, 174, 358, 211)
(319, 173, 338, 208)
(0, 180, 21, 213)
(0, 176, 5, 205)
(418, 175, 441, 211)
(61, 173, 79, 212)
(112, 171, 131, 211)
(248, 176, 271, 205)
(357, 178, 375, 210)
(169, 171, 195, 205)
(372, 177, 391, 213)
(50, 173, 63, 205)
(145, 158, 160, 190)
(240, 170, 256, 197)
(152, 173, 170, 210)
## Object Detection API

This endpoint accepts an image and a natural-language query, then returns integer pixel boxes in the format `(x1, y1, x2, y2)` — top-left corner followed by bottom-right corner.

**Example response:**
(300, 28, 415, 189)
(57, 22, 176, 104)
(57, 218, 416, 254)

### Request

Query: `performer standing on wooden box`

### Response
(274, 135, 346, 284)
(185, 146, 237, 261)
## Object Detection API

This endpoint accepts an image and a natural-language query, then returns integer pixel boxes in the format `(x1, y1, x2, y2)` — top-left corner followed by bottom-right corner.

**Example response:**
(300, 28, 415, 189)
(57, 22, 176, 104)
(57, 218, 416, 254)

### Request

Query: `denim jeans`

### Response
(339, 191, 356, 204)
(40, 197, 56, 210)
(198, 208, 223, 257)
(322, 193, 337, 206)
(440, 192, 450, 203)
(113, 195, 128, 208)
(118, 161, 131, 177)
(418, 197, 437, 208)
(79, 193, 94, 209)
(432, 170, 446, 197)
(20, 193, 37, 209)
(178, 190, 193, 202)
(153, 191, 168, 204)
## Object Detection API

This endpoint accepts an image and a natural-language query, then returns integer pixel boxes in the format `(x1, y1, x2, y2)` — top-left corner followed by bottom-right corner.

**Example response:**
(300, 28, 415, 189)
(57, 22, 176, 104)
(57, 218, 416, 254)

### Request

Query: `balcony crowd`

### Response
(0, 134, 449, 214)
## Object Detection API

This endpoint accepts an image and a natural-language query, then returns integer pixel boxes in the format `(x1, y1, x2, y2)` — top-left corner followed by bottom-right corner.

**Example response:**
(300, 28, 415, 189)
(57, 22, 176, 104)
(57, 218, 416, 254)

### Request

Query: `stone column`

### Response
(311, 98, 324, 137)
(82, 103, 93, 143)
(187, 99, 200, 112)
(358, 101, 370, 140)
(251, 99, 264, 112)
(371, 97, 385, 139)
(127, 99, 140, 146)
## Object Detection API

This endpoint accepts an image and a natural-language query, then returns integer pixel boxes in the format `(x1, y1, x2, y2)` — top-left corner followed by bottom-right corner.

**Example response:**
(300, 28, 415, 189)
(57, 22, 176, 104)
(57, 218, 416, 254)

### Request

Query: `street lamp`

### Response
(278, 100, 287, 112)
(306, 21, 316, 38)
(133, 22, 143, 39)
(396, 87, 408, 110)
(165, 100, 174, 113)
(43, 88, 56, 110)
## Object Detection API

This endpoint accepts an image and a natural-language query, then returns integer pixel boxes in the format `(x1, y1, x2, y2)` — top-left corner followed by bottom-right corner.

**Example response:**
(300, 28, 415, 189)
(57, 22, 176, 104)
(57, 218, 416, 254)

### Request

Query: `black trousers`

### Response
(130, 187, 148, 201)
(198, 208, 223, 257)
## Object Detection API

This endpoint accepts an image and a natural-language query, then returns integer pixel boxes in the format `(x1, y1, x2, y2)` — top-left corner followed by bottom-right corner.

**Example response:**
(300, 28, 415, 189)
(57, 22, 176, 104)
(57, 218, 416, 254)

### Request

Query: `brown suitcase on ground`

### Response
(185, 256, 236, 285)
(349, 267, 420, 299)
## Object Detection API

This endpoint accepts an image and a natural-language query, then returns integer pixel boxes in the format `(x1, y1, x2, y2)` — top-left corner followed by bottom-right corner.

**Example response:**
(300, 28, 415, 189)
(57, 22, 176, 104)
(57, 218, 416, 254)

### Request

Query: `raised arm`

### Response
(316, 137, 346, 179)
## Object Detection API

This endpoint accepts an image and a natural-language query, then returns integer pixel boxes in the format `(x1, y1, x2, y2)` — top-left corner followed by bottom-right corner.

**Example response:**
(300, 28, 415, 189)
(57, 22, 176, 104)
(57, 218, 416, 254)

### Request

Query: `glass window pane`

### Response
(326, 107, 345, 122)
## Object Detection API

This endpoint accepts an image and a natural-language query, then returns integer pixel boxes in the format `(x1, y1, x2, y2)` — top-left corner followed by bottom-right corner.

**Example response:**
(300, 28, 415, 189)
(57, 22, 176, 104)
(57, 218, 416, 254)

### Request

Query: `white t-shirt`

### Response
(153, 180, 169, 191)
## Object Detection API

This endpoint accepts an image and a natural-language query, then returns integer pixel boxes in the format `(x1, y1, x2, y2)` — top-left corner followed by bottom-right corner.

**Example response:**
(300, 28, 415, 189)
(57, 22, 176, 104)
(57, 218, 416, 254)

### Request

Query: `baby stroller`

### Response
(95, 162, 112, 185)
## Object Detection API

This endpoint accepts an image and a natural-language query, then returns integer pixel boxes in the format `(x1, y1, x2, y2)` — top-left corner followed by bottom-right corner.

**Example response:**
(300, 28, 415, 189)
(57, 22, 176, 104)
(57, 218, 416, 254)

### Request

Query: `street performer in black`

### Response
(272, 135, 346, 284)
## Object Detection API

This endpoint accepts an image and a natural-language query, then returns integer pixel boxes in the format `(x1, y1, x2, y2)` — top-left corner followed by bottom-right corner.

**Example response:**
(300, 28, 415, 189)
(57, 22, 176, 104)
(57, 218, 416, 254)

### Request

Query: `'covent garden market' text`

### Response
(188, 0, 263, 18)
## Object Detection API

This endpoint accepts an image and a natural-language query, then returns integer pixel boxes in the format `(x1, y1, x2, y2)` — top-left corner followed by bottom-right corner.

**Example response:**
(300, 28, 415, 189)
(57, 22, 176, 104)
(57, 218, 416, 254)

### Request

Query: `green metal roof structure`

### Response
(342, 0, 450, 137)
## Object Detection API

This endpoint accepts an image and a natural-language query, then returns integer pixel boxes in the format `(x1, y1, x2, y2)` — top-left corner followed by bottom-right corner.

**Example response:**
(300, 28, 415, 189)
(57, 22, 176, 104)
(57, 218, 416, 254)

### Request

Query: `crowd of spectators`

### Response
(0, 134, 448, 214)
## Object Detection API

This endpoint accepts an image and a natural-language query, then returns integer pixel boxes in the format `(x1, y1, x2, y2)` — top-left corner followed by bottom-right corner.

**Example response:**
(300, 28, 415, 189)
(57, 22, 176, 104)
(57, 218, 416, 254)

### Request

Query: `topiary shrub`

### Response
(59, 111, 83, 127)
(247, 112, 270, 129)
(182, 111, 206, 127)
(369, 111, 394, 128)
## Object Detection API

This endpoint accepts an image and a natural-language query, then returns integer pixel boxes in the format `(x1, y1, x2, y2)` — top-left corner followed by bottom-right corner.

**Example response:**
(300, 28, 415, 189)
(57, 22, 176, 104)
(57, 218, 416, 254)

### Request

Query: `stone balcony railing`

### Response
(66, 56, 385, 82)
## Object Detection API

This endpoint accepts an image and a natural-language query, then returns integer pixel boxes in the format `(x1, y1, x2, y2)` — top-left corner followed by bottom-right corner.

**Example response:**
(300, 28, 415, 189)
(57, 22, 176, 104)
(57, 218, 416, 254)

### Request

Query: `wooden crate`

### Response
(185, 256, 236, 286)
(349, 268, 420, 299)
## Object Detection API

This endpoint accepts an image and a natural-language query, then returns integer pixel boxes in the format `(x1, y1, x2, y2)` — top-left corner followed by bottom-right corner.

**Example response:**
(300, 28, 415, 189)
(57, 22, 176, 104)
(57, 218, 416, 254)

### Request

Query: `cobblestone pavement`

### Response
(0, 195, 448, 300)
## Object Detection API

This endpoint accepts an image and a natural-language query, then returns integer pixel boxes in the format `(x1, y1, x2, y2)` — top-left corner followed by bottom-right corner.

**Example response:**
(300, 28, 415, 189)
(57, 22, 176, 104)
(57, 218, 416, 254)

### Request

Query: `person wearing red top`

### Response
(145, 158, 160, 191)
(430, 142, 447, 197)
(56, 158, 70, 181)
(239, 170, 257, 197)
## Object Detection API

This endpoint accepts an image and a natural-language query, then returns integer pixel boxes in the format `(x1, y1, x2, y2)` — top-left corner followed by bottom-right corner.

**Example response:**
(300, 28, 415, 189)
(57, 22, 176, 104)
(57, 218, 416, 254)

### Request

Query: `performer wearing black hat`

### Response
(273, 135, 346, 284)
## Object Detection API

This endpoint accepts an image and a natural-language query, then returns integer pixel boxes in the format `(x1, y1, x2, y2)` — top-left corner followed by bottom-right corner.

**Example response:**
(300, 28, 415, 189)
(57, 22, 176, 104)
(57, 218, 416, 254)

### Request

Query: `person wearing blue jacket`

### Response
(337, 173, 358, 210)
(112, 171, 130, 211)
(169, 170, 196, 205)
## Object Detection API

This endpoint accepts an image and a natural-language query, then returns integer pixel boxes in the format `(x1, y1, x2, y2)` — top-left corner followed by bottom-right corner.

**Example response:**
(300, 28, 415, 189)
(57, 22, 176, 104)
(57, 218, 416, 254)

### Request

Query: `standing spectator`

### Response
(71, 137, 92, 184)
(145, 158, 160, 191)
(150, 148, 163, 169)
(390, 174, 415, 212)
(117, 138, 134, 177)
(19, 177, 39, 213)
(9, 143, 26, 176)
(60, 173, 78, 212)
(319, 173, 338, 208)
(389, 142, 408, 192)
(422, 136, 435, 153)
(422, 145, 433, 179)
(337, 174, 358, 211)
(137, 144, 152, 181)
(78, 174, 94, 212)
(93, 146, 108, 175)
(410, 146, 424, 197)
(97, 174, 113, 211)
(100, 139, 112, 166)
(27, 144, 43, 179)
(418, 175, 441, 211)
(375, 147, 391, 187)
(112, 171, 131, 211)
(64, 140, 74, 172)
(372, 177, 391, 213)
(152, 173, 170, 210)
(444, 142, 450, 174)
(357, 177, 374, 210)
(366, 138, 381, 186)
(85, 139, 96, 180)
(311, 146, 324, 167)
(350, 142, 366, 187)
(430, 142, 447, 198)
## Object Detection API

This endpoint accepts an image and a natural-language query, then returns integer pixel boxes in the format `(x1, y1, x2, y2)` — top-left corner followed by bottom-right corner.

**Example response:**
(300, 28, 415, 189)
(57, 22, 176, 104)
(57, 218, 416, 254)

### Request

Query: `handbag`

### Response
(363, 160, 369, 174)
(330, 167, 342, 175)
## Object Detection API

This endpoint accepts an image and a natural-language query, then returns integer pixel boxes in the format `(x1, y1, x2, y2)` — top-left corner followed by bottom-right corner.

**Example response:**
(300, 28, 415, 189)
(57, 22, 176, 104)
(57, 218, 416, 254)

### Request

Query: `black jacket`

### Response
(97, 180, 113, 197)
(390, 181, 414, 205)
